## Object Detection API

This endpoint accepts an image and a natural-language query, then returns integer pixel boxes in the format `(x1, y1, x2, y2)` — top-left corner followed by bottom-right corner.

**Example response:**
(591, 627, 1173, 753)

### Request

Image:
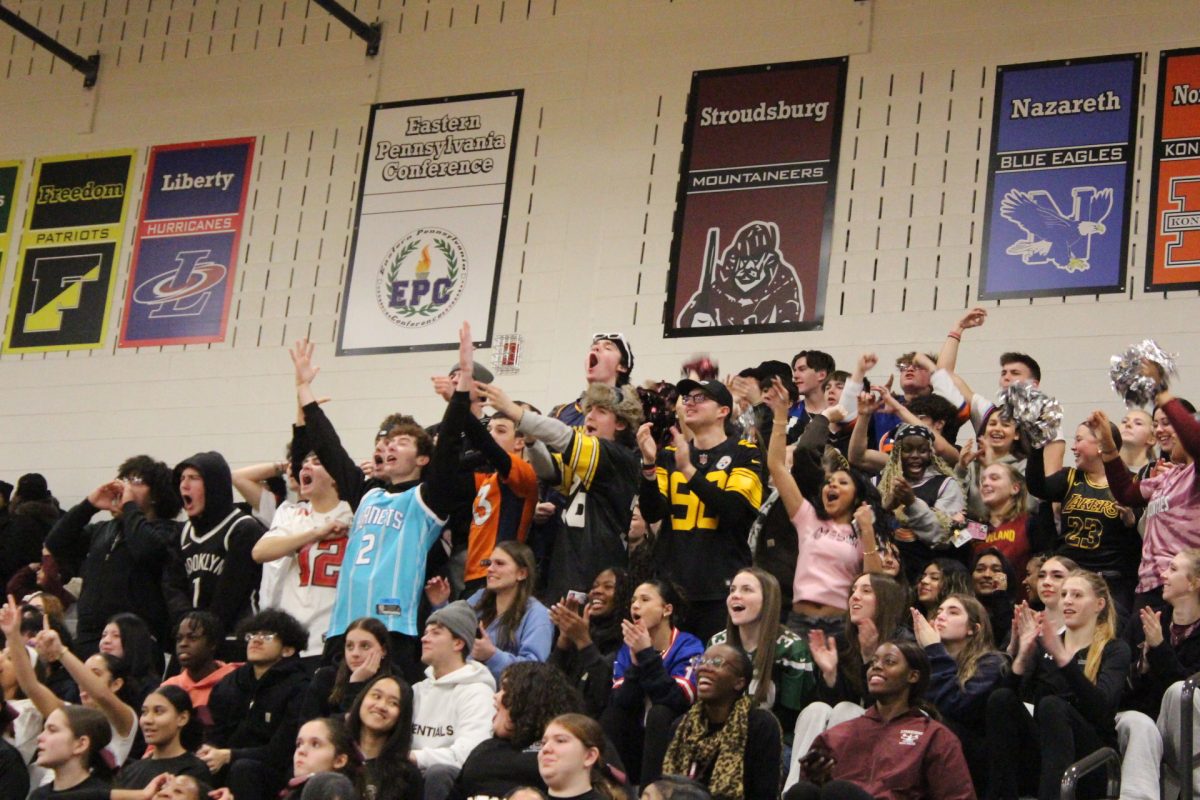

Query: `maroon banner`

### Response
(665, 58, 847, 337)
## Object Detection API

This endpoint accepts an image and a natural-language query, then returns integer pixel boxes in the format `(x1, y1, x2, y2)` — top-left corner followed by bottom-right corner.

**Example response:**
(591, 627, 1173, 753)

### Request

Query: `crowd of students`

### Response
(0, 307, 1198, 800)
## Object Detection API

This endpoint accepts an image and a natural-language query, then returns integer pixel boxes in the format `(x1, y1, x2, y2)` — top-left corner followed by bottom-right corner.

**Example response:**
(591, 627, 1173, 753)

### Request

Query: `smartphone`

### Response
(566, 590, 588, 607)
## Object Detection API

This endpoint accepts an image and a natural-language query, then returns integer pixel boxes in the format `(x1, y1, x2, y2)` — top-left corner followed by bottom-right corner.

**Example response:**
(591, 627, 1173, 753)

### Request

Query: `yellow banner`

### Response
(4, 149, 137, 353)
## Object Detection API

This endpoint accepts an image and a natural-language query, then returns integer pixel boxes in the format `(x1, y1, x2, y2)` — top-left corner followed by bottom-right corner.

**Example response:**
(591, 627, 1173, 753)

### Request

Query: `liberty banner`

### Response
(119, 138, 255, 347)
(665, 58, 847, 337)
(981, 54, 1140, 300)
(3, 150, 136, 353)
(337, 90, 522, 355)
(0, 161, 21, 288)
(1148, 48, 1200, 291)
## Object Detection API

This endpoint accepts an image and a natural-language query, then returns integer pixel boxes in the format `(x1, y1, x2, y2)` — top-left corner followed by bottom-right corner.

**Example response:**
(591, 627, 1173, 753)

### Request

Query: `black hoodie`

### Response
(0, 497, 60, 586)
(174, 452, 265, 632)
(207, 656, 309, 781)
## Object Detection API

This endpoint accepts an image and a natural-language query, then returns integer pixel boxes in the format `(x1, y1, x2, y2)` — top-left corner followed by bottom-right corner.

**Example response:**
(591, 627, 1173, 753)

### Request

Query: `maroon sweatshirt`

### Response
(810, 706, 976, 800)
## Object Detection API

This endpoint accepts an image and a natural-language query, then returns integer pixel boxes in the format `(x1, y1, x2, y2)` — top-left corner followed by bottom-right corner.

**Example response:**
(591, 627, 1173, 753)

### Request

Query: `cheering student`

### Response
(987, 571, 1130, 800)
(173, 451, 266, 659)
(787, 641, 974, 800)
(710, 567, 814, 741)
(294, 326, 471, 682)
(912, 595, 1005, 791)
(601, 579, 703, 785)
(638, 378, 763, 642)
(971, 548, 1019, 647)
(661, 643, 783, 800)
(1092, 365, 1200, 615)
(761, 380, 885, 639)
(1026, 417, 1139, 617)
(548, 567, 631, 718)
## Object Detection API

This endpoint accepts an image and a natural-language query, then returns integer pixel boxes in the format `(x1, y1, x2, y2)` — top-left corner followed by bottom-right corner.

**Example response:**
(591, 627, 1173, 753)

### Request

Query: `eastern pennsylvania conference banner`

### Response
(3, 150, 136, 353)
(981, 54, 1140, 300)
(1148, 48, 1200, 291)
(119, 138, 255, 347)
(0, 161, 20, 288)
(665, 58, 847, 338)
(338, 90, 523, 355)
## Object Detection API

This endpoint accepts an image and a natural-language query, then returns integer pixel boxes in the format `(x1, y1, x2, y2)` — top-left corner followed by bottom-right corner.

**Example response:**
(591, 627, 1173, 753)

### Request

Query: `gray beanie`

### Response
(427, 600, 478, 652)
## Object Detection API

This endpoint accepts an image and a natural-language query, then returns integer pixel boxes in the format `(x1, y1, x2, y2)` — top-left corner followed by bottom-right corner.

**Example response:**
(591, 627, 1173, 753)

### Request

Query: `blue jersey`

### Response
(327, 485, 446, 638)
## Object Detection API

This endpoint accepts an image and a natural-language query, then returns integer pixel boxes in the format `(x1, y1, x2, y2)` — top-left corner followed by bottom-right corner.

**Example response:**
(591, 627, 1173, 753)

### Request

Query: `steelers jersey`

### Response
(545, 432, 640, 599)
(648, 437, 763, 600)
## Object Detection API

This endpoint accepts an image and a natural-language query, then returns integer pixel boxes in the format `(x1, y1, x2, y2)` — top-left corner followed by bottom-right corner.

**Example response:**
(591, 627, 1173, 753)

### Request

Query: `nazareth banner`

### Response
(337, 90, 523, 355)
(1148, 49, 1200, 291)
(119, 138, 255, 347)
(3, 150, 136, 353)
(981, 54, 1140, 299)
(665, 58, 847, 337)
(0, 161, 21, 288)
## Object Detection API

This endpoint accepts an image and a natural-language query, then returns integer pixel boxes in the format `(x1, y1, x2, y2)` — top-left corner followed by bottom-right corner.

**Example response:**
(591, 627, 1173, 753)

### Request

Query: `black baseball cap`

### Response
(676, 379, 733, 410)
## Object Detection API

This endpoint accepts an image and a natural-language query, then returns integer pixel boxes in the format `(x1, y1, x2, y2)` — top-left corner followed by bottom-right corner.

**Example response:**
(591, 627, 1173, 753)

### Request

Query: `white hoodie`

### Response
(410, 659, 497, 770)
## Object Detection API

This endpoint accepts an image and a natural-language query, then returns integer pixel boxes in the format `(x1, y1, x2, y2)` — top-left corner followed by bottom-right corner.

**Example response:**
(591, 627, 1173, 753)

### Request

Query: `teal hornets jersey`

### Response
(327, 485, 446, 638)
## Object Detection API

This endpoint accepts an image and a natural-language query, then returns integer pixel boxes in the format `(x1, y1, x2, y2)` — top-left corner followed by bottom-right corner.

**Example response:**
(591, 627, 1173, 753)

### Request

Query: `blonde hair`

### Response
(982, 462, 1028, 524)
(1065, 570, 1117, 683)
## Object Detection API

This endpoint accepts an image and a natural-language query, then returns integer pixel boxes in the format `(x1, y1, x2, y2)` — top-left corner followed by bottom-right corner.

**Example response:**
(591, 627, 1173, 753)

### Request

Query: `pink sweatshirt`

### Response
(1106, 398, 1200, 593)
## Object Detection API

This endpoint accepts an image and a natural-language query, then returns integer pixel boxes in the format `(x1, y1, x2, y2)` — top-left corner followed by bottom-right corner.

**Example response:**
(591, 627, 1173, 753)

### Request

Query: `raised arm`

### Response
(936, 308, 987, 373)
(292, 338, 368, 508)
(36, 623, 136, 737)
(848, 391, 887, 472)
(765, 377, 806, 518)
(0, 595, 62, 719)
(232, 462, 288, 510)
(1092, 410, 1145, 507)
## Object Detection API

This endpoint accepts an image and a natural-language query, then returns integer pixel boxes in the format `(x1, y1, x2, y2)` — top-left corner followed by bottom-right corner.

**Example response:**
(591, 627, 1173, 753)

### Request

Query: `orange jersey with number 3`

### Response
(465, 458, 539, 581)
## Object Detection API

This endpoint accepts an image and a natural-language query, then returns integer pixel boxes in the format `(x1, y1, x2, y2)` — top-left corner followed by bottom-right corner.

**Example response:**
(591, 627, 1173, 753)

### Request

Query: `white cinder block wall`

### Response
(2, 0, 1199, 504)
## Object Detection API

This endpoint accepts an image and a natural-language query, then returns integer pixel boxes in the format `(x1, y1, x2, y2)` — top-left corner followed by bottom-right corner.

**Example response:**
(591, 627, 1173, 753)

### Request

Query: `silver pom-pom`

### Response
(1110, 340, 1178, 407)
(995, 382, 1063, 449)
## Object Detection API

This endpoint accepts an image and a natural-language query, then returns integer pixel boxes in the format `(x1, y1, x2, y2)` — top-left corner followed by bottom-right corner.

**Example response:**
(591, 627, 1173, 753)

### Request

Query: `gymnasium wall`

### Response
(1, 0, 1198, 503)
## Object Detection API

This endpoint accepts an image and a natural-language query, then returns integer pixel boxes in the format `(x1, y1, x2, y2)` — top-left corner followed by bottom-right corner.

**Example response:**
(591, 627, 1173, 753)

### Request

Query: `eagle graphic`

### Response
(999, 187, 1114, 273)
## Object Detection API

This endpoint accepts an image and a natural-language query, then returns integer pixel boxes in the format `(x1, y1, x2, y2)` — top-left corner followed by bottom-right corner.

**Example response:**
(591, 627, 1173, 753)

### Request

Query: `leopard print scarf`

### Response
(661, 694, 752, 800)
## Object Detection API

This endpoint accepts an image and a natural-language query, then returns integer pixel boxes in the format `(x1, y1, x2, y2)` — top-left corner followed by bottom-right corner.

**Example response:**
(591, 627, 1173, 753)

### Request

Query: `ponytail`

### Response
(61, 705, 114, 779)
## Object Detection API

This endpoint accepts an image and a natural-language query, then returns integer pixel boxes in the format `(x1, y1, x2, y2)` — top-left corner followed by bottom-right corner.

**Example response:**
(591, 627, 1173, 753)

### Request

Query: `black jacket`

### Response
(299, 664, 373, 721)
(46, 499, 183, 655)
(0, 499, 59, 586)
(1124, 607, 1200, 716)
(207, 657, 309, 773)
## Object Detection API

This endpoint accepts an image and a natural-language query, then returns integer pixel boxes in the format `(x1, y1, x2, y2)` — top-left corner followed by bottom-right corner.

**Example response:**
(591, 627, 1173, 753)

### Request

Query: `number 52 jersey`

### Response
(257, 499, 355, 657)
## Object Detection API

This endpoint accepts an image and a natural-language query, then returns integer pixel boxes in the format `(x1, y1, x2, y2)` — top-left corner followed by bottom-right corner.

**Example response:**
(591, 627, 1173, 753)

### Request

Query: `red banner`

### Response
(1148, 49, 1200, 290)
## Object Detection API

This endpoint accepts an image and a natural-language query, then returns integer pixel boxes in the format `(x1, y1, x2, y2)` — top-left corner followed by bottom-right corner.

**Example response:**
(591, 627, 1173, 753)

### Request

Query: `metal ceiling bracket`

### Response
(0, 4, 100, 87)
(313, 0, 381, 57)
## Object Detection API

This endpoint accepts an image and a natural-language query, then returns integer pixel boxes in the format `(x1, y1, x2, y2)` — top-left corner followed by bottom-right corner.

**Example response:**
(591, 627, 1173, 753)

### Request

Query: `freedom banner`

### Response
(0, 161, 20, 288)
(119, 138, 255, 346)
(337, 90, 523, 355)
(3, 150, 136, 353)
(980, 55, 1140, 300)
(1148, 48, 1200, 291)
(664, 58, 847, 337)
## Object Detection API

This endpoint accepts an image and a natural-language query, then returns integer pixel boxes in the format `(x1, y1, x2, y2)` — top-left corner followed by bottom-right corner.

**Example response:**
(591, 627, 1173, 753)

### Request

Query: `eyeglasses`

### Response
(690, 655, 729, 669)
(896, 362, 927, 373)
(244, 632, 279, 643)
(121, 476, 146, 486)
(680, 393, 712, 406)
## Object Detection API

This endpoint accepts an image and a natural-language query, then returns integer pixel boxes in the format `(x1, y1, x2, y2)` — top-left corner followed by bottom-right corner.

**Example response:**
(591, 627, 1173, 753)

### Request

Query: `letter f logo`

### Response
(24, 253, 103, 333)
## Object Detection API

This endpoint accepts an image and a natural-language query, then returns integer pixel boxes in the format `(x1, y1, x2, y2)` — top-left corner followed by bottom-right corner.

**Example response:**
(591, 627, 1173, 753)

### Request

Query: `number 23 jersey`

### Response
(258, 499, 355, 657)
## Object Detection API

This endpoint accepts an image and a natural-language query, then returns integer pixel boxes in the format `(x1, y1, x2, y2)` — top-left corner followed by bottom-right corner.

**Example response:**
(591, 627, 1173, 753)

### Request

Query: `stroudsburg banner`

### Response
(1148, 48, 1200, 291)
(119, 138, 255, 347)
(665, 58, 847, 338)
(338, 90, 523, 355)
(3, 150, 136, 353)
(981, 54, 1140, 299)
